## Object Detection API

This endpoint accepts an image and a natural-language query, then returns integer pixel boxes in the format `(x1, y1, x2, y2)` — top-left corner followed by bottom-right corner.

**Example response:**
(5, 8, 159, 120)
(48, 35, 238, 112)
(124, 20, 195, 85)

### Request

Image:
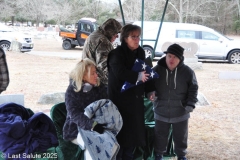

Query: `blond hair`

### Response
(69, 58, 99, 92)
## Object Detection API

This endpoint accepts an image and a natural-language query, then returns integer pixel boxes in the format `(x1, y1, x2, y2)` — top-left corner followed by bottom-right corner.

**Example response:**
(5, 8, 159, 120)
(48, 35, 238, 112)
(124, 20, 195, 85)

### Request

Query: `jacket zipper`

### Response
(168, 71, 172, 122)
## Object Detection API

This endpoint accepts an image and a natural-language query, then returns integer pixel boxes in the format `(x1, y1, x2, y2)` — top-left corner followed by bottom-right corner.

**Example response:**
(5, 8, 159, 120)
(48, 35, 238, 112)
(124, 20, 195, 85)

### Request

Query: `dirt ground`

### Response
(2, 36, 240, 160)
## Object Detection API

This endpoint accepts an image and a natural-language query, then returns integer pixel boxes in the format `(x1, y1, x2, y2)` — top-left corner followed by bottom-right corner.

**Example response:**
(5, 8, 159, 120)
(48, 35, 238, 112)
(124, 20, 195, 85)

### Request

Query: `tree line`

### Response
(0, 0, 240, 35)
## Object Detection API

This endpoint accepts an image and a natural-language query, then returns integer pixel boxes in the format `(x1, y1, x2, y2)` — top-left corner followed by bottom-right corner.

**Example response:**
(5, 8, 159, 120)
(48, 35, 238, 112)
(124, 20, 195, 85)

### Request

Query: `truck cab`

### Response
(59, 18, 98, 50)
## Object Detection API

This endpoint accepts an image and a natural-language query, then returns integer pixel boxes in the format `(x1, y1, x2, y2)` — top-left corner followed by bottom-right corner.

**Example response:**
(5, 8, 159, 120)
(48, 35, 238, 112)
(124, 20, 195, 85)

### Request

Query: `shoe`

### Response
(178, 156, 187, 160)
(155, 154, 163, 160)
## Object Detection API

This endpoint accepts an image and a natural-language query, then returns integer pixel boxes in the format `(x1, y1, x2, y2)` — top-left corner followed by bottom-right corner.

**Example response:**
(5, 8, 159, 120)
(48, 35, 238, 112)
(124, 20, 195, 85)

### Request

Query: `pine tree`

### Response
(99, 137, 104, 143)
(87, 137, 93, 145)
(96, 145, 101, 153)
(111, 136, 116, 143)
(111, 116, 115, 124)
(90, 106, 94, 114)
(109, 142, 113, 147)
(105, 150, 110, 159)
(99, 108, 103, 116)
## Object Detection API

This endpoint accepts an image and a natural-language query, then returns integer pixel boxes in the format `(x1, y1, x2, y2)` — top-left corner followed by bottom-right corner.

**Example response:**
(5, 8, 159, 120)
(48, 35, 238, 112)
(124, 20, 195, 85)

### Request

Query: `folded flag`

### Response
(121, 58, 159, 92)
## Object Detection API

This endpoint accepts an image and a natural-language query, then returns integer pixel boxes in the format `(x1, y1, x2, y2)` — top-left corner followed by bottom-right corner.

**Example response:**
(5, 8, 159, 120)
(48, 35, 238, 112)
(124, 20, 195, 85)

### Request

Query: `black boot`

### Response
(155, 154, 163, 160)
(178, 156, 187, 160)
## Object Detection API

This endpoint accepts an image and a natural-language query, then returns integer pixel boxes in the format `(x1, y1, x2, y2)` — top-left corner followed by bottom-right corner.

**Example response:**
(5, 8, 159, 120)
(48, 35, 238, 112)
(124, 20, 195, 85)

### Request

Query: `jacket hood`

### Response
(99, 18, 122, 41)
(157, 56, 185, 90)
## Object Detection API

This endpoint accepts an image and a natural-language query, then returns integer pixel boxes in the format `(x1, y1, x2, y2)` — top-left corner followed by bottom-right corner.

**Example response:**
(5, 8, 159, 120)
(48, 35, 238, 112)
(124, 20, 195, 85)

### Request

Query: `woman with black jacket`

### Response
(107, 24, 155, 160)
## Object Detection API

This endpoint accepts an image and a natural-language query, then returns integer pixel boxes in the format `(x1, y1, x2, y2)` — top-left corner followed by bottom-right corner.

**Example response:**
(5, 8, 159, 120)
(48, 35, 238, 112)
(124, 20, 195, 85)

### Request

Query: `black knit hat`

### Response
(164, 43, 184, 60)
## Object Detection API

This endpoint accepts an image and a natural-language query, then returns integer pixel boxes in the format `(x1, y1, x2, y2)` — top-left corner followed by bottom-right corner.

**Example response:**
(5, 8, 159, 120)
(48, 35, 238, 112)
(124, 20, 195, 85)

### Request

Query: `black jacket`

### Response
(153, 57, 198, 123)
(107, 41, 155, 147)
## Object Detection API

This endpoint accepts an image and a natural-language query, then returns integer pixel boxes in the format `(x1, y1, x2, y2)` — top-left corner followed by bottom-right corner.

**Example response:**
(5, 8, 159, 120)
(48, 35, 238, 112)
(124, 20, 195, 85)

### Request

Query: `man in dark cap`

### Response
(82, 18, 122, 86)
(0, 48, 9, 94)
(152, 43, 198, 160)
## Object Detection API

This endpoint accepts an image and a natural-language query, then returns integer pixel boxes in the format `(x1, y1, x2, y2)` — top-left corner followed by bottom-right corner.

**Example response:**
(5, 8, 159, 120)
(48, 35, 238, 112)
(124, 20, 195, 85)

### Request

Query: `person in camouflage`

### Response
(82, 18, 122, 86)
(0, 48, 9, 94)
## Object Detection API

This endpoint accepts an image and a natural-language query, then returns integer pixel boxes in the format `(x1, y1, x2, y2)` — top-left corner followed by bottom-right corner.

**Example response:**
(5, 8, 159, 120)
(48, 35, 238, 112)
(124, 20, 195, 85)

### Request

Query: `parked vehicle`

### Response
(133, 21, 240, 64)
(112, 20, 133, 48)
(0, 24, 33, 52)
(59, 18, 98, 50)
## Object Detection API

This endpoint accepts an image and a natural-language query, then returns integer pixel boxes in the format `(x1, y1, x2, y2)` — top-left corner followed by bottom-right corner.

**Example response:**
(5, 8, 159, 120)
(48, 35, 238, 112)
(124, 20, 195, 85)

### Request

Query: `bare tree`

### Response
(14, 0, 52, 27)
(69, 0, 114, 24)
(237, 0, 240, 16)
(0, 0, 239, 35)
(49, 0, 74, 26)
(0, 0, 22, 24)
(119, 0, 142, 21)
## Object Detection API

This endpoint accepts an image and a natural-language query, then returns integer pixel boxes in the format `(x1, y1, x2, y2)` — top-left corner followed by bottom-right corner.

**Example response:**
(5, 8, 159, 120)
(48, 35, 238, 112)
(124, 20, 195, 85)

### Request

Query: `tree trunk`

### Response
(179, 0, 183, 23)
(237, 0, 240, 18)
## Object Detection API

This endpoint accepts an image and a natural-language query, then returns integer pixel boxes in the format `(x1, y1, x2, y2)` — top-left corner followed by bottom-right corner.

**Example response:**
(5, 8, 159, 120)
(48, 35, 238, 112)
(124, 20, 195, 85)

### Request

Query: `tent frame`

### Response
(117, 0, 169, 57)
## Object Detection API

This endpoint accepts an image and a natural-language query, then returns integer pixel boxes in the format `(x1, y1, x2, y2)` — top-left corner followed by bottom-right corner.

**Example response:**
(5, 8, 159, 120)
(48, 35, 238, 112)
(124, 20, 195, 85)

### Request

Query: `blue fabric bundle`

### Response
(121, 58, 159, 92)
(0, 103, 58, 160)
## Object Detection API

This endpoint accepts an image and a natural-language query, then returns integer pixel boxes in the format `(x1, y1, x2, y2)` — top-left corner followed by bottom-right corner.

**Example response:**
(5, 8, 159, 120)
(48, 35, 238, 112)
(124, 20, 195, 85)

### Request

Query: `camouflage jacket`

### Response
(82, 19, 122, 85)
(0, 48, 9, 94)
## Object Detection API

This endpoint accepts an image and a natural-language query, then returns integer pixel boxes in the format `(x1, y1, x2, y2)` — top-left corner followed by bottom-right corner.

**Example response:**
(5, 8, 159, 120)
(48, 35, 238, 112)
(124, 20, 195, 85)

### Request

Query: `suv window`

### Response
(202, 31, 219, 40)
(176, 30, 197, 39)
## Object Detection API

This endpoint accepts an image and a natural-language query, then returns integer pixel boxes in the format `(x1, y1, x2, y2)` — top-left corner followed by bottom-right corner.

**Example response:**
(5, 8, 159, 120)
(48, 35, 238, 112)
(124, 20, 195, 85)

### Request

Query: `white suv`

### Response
(0, 24, 33, 52)
(133, 21, 240, 64)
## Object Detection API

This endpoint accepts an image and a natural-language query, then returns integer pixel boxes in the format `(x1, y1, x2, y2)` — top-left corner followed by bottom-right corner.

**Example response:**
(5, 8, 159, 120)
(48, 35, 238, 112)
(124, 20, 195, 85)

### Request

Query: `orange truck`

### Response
(59, 18, 98, 50)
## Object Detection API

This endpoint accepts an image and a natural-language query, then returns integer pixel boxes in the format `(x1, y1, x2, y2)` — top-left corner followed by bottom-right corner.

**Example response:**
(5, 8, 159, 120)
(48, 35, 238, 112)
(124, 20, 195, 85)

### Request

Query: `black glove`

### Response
(185, 106, 194, 112)
(93, 123, 107, 134)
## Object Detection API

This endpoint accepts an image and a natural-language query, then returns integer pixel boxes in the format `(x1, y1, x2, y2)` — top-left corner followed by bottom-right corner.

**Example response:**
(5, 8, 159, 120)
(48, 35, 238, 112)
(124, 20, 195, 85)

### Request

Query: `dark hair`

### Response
(120, 24, 141, 42)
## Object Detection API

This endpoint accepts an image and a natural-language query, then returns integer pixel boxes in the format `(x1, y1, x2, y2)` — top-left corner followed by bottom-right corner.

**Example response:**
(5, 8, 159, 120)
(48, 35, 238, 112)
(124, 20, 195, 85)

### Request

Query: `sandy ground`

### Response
(2, 35, 240, 159)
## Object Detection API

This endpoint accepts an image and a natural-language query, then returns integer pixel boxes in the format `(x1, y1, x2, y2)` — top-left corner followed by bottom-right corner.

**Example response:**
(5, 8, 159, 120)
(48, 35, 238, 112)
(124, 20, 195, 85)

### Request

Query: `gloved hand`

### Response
(93, 123, 107, 134)
(185, 106, 194, 112)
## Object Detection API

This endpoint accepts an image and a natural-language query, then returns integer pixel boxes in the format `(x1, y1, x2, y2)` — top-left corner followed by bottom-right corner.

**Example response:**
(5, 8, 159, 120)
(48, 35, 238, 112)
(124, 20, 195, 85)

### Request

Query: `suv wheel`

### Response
(0, 41, 11, 51)
(143, 46, 154, 60)
(62, 40, 72, 50)
(228, 50, 240, 64)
